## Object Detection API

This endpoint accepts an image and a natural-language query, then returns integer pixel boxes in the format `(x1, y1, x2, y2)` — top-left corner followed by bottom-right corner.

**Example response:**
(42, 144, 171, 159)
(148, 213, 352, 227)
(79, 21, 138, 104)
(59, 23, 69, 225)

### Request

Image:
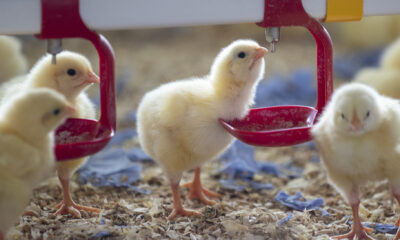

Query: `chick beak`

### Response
(66, 104, 76, 116)
(85, 71, 100, 84)
(350, 109, 362, 132)
(253, 47, 268, 61)
(250, 47, 267, 70)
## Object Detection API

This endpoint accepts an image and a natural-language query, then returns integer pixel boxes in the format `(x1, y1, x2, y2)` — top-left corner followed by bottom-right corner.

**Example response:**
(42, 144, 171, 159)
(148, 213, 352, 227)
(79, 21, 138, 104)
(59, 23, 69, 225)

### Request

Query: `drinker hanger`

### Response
(36, 0, 116, 161)
(219, 0, 333, 147)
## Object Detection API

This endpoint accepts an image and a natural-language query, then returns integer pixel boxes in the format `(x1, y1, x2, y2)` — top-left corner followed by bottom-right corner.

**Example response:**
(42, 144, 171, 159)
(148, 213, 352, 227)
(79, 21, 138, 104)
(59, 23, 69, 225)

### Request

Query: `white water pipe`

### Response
(0, 0, 399, 35)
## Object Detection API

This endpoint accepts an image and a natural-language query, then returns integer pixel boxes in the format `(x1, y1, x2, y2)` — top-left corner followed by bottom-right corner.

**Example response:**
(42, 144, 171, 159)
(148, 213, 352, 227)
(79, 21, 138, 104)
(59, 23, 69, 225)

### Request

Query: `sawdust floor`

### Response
(6, 25, 398, 240)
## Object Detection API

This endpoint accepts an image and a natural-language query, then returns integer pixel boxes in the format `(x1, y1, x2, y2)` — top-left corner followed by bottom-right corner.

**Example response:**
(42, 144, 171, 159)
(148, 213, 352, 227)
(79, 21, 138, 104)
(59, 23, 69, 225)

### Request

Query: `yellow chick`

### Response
(137, 40, 267, 220)
(0, 88, 73, 240)
(311, 83, 400, 240)
(30, 51, 99, 218)
(0, 51, 100, 218)
(0, 36, 27, 82)
(355, 38, 400, 99)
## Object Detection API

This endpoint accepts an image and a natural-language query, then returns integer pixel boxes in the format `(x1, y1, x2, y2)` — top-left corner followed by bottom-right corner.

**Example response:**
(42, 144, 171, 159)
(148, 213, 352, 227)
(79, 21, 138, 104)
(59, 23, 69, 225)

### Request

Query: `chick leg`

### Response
(181, 167, 221, 205)
(55, 173, 100, 218)
(168, 176, 202, 220)
(0, 231, 3, 240)
(391, 186, 400, 240)
(332, 188, 373, 240)
(392, 187, 400, 226)
(395, 227, 400, 240)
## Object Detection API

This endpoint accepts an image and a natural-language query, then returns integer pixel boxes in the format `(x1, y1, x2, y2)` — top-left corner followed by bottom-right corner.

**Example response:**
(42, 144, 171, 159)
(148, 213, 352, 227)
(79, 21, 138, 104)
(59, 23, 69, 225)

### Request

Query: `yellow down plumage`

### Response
(137, 39, 267, 219)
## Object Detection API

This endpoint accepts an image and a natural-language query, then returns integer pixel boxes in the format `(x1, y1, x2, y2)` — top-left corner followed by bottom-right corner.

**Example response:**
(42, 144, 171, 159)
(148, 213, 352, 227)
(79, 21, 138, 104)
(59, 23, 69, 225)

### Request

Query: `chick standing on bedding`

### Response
(355, 38, 400, 99)
(0, 88, 73, 240)
(311, 83, 400, 240)
(0, 36, 27, 82)
(0, 51, 101, 218)
(137, 40, 267, 220)
(31, 52, 100, 218)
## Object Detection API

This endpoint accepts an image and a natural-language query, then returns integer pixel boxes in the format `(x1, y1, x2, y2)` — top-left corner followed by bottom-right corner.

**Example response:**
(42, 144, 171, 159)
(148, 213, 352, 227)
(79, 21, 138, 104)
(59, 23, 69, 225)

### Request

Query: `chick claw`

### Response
(395, 217, 400, 227)
(181, 182, 221, 205)
(168, 208, 201, 221)
(332, 227, 374, 240)
(55, 201, 100, 218)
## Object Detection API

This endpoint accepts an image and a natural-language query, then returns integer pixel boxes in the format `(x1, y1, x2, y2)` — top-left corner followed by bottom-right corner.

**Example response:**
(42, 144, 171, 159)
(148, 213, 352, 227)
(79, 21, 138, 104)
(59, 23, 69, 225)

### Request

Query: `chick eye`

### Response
(238, 52, 246, 58)
(365, 111, 370, 119)
(341, 113, 346, 120)
(53, 108, 61, 116)
(67, 69, 76, 76)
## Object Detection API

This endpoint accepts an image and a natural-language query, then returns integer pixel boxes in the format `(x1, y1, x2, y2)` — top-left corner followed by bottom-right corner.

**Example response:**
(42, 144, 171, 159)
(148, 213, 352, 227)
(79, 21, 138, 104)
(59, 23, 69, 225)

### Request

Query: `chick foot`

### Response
(332, 189, 374, 240)
(56, 175, 100, 218)
(395, 229, 400, 240)
(168, 207, 201, 221)
(393, 191, 400, 239)
(55, 200, 100, 218)
(182, 167, 221, 205)
(332, 226, 373, 240)
(168, 179, 202, 220)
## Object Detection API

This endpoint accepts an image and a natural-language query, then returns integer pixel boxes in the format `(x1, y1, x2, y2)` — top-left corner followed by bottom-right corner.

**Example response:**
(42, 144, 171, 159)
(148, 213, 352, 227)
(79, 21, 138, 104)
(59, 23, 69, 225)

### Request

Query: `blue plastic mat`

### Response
(274, 191, 324, 211)
(333, 48, 383, 79)
(219, 141, 305, 191)
(255, 68, 316, 108)
(79, 146, 149, 194)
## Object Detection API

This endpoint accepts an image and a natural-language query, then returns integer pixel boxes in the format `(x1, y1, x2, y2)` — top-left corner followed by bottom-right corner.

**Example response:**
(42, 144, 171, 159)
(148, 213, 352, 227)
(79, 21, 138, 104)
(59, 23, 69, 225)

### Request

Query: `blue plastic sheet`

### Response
(247, 180, 274, 191)
(281, 162, 303, 179)
(220, 140, 258, 180)
(127, 147, 153, 162)
(219, 179, 246, 192)
(219, 141, 307, 191)
(219, 141, 260, 191)
(255, 68, 316, 108)
(277, 213, 293, 226)
(347, 221, 399, 234)
(274, 191, 324, 211)
(257, 162, 281, 177)
(372, 223, 398, 234)
(333, 48, 383, 79)
(90, 231, 112, 239)
(79, 147, 150, 194)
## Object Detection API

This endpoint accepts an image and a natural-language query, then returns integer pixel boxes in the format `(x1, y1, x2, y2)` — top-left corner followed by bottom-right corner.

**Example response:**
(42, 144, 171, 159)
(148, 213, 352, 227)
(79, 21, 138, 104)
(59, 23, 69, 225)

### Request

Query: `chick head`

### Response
(28, 51, 99, 100)
(331, 83, 383, 136)
(0, 88, 74, 138)
(211, 39, 267, 85)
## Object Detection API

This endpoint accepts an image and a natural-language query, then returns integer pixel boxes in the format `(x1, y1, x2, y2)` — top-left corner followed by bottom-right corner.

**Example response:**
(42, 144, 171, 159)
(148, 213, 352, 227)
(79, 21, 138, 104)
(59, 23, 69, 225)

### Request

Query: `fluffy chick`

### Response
(311, 83, 400, 240)
(0, 36, 27, 82)
(1, 51, 100, 218)
(31, 51, 99, 218)
(137, 39, 267, 220)
(0, 88, 73, 240)
(355, 38, 400, 99)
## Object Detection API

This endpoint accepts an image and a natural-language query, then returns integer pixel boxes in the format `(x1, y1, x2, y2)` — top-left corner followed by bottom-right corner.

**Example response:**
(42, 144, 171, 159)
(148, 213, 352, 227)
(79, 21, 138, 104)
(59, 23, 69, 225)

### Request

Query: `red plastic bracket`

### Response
(256, 0, 333, 113)
(36, 0, 116, 160)
(219, 0, 333, 147)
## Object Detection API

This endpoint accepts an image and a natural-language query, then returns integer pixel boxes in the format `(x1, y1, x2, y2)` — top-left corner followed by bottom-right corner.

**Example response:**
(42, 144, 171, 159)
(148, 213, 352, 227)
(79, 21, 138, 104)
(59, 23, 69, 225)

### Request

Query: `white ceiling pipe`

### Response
(0, 0, 399, 35)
